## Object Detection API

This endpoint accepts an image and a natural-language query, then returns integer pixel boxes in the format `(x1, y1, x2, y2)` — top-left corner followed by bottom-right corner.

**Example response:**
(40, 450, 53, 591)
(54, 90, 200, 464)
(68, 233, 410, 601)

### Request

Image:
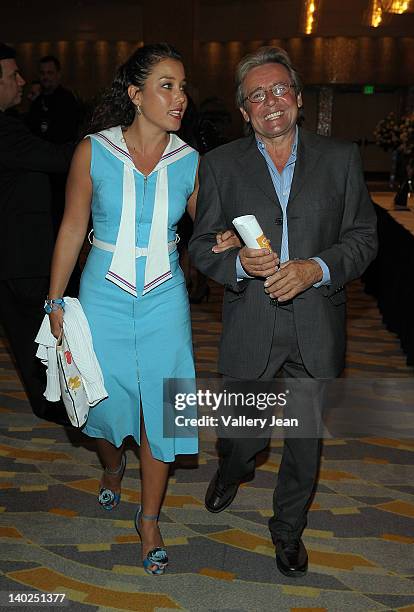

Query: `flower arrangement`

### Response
(374, 112, 400, 152)
(374, 112, 414, 157)
(399, 113, 414, 158)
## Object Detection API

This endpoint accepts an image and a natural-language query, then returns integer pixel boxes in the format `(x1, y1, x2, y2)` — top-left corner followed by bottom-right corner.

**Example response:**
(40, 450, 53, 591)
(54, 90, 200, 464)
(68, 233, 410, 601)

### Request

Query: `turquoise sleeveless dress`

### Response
(79, 127, 199, 462)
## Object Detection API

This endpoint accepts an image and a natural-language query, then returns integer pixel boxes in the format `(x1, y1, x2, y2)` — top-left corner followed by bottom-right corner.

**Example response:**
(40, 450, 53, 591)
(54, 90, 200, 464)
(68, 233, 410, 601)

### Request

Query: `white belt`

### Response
(89, 231, 179, 258)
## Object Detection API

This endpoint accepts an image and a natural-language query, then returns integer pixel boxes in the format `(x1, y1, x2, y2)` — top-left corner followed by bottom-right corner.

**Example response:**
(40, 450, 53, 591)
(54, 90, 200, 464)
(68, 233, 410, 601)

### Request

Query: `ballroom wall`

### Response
(3, 0, 414, 171)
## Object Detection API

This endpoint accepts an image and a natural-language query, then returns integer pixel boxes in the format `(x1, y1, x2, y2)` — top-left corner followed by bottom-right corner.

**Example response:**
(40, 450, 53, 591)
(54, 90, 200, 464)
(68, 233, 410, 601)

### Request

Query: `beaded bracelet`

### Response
(44, 298, 65, 314)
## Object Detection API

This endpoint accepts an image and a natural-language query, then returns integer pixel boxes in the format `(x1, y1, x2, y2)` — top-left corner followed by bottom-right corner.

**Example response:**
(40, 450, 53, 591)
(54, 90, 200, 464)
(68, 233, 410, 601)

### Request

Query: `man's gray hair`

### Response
(235, 46, 302, 109)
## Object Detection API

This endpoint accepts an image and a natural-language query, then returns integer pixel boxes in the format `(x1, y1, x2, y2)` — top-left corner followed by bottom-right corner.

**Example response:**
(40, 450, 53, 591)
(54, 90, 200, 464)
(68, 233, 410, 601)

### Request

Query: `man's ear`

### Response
(297, 92, 303, 109)
(239, 106, 250, 123)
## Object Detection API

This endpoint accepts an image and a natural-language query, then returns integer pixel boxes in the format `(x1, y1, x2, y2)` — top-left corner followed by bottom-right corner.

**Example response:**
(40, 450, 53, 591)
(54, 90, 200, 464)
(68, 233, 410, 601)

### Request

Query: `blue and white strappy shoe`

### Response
(98, 453, 126, 511)
(135, 506, 168, 575)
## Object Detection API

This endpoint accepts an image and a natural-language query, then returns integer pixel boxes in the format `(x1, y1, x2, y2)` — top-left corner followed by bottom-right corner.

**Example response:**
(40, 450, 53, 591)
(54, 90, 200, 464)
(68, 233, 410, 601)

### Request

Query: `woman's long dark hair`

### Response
(88, 43, 182, 134)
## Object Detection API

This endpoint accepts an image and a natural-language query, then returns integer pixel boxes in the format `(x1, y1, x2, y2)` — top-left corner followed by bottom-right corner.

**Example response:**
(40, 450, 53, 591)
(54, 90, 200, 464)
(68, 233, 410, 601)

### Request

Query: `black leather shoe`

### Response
(275, 538, 308, 577)
(205, 471, 240, 513)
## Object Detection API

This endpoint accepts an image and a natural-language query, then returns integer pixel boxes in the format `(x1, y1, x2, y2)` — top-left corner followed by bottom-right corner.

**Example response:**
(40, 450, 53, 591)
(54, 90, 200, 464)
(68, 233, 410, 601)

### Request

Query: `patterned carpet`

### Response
(0, 280, 413, 612)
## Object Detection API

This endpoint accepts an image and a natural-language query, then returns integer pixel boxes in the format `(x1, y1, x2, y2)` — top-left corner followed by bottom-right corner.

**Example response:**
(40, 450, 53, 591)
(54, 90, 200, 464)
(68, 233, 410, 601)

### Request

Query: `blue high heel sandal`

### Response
(98, 453, 126, 511)
(135, 506, 168, 575)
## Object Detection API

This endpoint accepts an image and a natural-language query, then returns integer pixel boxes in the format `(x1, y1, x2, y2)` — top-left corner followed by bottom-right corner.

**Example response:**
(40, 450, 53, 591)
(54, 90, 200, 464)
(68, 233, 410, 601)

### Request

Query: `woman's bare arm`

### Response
(186, 166, 199, 222)
(48, 138, 92, 336)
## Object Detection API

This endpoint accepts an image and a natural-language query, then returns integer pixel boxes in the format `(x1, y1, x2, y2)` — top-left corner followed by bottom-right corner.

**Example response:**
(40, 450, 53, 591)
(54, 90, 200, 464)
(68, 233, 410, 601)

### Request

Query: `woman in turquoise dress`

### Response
(47, 44, 238, 575)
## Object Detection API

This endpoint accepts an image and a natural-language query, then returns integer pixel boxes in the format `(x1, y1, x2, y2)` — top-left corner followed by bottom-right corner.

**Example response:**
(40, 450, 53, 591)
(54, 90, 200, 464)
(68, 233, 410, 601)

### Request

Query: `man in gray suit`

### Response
(189, 47, 377, 577)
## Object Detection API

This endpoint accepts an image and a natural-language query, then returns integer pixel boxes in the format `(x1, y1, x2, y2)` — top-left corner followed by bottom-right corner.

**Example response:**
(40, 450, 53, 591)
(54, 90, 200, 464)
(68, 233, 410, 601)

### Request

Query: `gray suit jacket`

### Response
(188, 128, 378, 378)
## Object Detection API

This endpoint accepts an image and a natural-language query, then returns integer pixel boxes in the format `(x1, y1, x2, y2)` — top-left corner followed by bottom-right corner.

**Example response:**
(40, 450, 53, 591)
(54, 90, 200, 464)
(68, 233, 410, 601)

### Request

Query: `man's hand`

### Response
(238, 246, 280, 277)
(212, 230, 241, 253)
(264, 259, 323, 301)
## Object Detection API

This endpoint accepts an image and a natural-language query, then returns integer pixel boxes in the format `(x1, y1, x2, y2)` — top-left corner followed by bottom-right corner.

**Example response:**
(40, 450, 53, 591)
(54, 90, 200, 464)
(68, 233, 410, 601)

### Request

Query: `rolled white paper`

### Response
(232, 214, 271, 250)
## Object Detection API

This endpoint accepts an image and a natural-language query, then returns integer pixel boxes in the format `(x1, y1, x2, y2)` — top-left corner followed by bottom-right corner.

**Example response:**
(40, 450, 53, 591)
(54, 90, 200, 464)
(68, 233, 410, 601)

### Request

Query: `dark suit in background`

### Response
(26, 84, 78, 145)
(26, 83, 79, 241)
(0, 110, 73, 420)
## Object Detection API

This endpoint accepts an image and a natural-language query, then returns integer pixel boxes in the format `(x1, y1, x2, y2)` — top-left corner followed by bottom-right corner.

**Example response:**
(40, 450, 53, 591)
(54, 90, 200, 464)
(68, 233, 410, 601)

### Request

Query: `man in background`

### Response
(0, 43, 73, 423)
(26, 54, 81, 291)
(27, 55, 78, 144)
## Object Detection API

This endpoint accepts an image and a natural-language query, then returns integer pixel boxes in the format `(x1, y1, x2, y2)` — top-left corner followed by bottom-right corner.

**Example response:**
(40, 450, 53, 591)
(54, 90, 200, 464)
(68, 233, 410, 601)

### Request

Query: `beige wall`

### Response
(4, 0, 413, 171)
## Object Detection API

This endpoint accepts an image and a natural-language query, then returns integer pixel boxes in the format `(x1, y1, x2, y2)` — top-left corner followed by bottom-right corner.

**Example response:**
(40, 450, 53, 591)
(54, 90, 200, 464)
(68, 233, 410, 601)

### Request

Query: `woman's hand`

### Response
(212, 230, 241, 253)
(49, 309, 64, 340)
(239, 247, 279, 277)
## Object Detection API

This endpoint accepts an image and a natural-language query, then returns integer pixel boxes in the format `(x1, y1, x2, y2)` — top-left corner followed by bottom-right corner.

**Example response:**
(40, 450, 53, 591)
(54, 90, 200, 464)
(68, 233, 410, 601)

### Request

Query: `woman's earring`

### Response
(135, 104, 142, 115)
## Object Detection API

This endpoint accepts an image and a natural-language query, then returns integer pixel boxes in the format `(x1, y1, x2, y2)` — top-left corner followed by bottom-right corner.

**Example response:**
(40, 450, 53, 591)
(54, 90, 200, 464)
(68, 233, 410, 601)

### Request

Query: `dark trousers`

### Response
(218, 303, 322, 543)
(0, 277, 68, 423)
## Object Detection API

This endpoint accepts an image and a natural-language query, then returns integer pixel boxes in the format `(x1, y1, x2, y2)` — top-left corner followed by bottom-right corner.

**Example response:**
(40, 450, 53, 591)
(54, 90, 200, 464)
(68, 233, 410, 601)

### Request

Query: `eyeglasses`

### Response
(244, 83, 295, 104)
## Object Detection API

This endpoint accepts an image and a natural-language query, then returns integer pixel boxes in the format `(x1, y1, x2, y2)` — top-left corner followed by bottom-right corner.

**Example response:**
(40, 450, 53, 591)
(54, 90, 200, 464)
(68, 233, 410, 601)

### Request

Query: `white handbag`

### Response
(56, 333, 89, 427)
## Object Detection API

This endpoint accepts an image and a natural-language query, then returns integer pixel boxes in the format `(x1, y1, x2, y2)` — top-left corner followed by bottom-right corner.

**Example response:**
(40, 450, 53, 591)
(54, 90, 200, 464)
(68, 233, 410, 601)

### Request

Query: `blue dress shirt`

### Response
(236, 127, 330, 287)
